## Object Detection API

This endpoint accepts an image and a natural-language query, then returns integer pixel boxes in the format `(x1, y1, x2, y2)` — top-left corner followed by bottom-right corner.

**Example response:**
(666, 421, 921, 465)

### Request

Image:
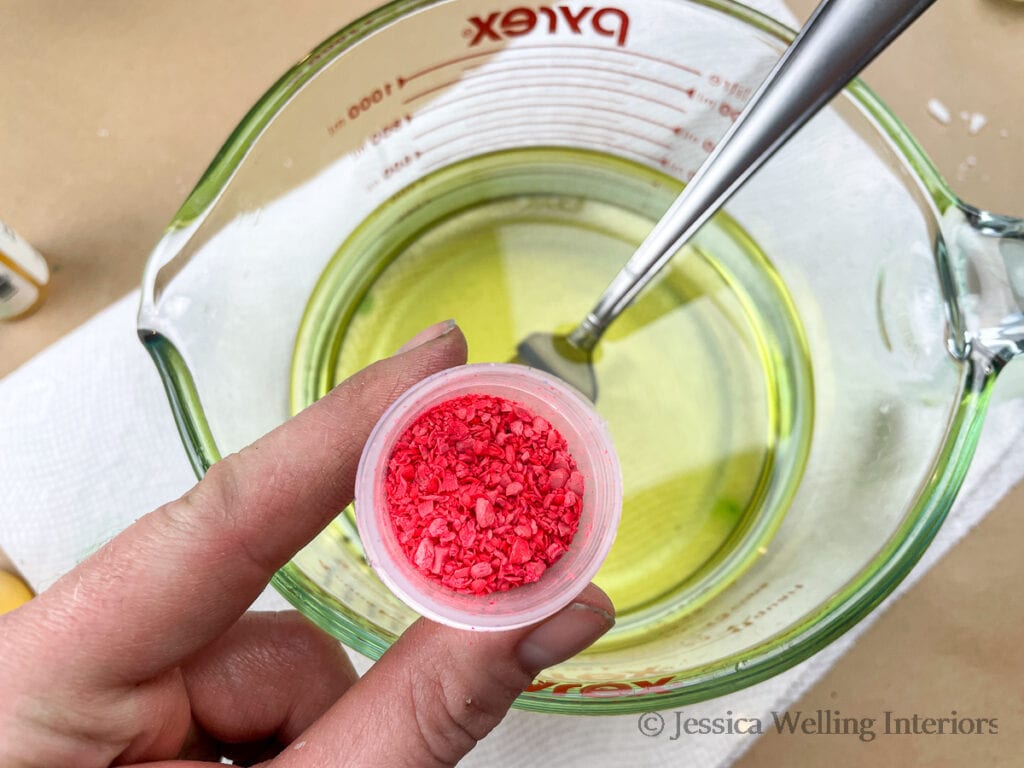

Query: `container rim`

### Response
(353, 363, 623, 632)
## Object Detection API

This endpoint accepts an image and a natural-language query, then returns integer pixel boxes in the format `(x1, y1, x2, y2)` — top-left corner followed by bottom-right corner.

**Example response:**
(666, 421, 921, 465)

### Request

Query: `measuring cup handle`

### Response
(941, 203, 1024, 372)
(579, 0, 939, 347)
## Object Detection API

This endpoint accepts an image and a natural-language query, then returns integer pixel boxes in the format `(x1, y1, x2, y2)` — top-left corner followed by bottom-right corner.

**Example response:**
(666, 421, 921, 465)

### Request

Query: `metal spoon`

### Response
(513, 0, 938, 401)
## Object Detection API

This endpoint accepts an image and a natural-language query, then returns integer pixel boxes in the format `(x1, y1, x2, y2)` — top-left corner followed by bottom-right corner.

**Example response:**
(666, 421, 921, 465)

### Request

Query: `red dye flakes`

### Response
(384, 394, 585, 595)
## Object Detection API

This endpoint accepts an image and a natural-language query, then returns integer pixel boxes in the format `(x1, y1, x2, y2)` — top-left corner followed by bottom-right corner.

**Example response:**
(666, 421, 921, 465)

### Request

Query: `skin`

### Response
(0, 325, 614, 767)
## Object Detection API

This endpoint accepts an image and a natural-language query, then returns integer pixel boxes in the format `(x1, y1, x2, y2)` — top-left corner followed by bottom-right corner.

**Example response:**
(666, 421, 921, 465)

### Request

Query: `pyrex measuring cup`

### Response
(138, 0, 1024, 713)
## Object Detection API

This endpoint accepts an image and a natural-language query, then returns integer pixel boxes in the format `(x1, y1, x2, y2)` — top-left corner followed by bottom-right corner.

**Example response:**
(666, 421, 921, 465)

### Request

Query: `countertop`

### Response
(2, 1, 1022, 765)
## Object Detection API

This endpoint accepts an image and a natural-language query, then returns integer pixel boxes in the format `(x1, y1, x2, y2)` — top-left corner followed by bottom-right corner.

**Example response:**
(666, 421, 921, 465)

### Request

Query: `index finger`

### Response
(33, 324, 466, 685)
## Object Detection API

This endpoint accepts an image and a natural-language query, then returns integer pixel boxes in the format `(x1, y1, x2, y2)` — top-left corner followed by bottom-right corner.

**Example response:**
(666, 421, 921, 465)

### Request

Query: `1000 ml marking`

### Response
(466, 5, 631, 47)
(327, 82, 396, 136)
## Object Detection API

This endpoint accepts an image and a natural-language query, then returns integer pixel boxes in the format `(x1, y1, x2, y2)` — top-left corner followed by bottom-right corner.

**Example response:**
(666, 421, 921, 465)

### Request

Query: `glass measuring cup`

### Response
(137, 0, 1024, 713)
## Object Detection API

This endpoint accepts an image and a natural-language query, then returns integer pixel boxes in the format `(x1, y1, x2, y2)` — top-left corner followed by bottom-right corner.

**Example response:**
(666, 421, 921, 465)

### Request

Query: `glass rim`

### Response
(137, 0, 990, 714)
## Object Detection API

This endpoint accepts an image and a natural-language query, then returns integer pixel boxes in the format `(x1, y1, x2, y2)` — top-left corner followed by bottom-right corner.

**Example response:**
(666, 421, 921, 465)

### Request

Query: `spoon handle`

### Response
(570, 0, 938, 350)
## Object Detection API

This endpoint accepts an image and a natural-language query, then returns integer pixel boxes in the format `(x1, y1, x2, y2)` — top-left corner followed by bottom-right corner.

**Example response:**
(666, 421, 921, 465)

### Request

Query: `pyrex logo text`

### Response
(467, 6, 631, 47)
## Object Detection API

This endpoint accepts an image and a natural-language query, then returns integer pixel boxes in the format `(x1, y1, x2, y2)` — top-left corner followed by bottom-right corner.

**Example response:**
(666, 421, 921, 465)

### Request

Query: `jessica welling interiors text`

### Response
(637, 710, 999, 742)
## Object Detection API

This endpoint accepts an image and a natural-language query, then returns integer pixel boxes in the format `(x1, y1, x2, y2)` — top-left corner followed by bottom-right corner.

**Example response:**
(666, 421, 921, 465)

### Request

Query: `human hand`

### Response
(0, 322, 615, 767)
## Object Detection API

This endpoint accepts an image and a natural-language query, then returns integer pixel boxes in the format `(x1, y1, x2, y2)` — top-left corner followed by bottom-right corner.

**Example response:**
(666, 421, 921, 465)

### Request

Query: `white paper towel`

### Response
(2, 291, 1023, 768)
(3, 1, 1024, 764)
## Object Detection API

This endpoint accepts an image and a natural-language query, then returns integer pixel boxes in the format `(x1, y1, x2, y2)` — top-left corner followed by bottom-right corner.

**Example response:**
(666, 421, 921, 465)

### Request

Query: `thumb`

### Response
(279, 584, 614, 767)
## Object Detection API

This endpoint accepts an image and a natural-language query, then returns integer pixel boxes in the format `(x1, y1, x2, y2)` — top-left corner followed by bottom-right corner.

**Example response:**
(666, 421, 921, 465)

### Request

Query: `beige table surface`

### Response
(2, 1, 1022, 765)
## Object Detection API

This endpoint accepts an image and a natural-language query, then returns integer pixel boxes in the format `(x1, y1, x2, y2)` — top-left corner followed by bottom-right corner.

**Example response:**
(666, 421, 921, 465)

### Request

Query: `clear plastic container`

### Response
(355, 363, 622, 631)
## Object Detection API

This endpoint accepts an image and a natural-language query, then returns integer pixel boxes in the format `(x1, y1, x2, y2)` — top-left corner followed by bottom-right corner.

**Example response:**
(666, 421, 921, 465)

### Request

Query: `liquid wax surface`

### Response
(297, 148, 811, 619)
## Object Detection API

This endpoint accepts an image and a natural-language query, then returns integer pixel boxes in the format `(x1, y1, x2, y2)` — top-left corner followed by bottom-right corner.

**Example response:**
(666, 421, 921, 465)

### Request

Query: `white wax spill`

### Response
(968, 113, 988, 135)
(927, 98, 951, 125)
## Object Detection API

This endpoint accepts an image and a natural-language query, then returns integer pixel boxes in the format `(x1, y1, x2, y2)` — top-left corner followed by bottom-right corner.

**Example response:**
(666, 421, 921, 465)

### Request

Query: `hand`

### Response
(0, 322, 615, 767)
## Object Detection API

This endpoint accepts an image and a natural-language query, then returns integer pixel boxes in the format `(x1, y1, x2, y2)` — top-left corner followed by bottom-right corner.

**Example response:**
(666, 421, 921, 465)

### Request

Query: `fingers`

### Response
(180, 611, 356, 763)
(396, 319, 456, 355)
(274, 584, 614, 768)
(32, 324, 467, 685)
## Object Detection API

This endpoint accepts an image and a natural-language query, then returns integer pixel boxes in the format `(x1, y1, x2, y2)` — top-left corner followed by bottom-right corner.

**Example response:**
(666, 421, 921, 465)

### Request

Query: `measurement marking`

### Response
(419, 128, 596, 158)
(409, 79, 687, 117)
(417, 117, 673, 150)
(413, 101, 679, 139)
(397, 43, 701, 86)
(459, 52, 622, 74)
(419, 122, 670, 160)
(718, 101, 741, 122)
(418, 94, 624, 117)
(419, 128, 638, 158)
(419, 138, 664, 176)
(404, 77, 462, 105)
(403, 67, 630, 105)
(459, 61, 698, 98)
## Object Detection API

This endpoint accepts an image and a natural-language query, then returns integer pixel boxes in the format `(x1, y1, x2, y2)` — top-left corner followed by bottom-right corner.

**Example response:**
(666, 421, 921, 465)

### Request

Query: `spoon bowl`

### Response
(512, 331, 598, 402)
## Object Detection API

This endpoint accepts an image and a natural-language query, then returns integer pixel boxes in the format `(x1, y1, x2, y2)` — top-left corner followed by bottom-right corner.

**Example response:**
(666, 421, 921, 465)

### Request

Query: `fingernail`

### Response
(395, 320, 457, 355)
(516, 602, 615, 674)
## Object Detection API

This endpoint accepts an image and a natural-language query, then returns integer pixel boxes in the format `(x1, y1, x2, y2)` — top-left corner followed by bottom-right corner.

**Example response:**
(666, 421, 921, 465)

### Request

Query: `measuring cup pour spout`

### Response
(939, 202, 1024, 373)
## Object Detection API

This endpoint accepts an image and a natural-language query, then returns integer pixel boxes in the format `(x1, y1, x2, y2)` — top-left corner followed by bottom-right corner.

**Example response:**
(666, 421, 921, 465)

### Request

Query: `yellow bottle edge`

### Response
(0, 570, 34, 615)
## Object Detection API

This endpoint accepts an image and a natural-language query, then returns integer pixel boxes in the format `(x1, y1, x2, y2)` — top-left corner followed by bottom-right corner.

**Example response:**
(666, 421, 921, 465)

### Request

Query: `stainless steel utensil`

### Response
(514, 0, 938, 400)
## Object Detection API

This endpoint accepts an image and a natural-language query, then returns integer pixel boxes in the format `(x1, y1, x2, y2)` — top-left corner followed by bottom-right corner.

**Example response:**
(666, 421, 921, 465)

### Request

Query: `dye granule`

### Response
(384, 393, 584, 595)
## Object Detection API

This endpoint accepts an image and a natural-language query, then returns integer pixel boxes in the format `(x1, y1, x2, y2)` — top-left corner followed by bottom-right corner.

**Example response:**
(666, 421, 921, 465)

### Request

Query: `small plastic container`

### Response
(0, 219, 49, 321)
(355, 363, 622, 631)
